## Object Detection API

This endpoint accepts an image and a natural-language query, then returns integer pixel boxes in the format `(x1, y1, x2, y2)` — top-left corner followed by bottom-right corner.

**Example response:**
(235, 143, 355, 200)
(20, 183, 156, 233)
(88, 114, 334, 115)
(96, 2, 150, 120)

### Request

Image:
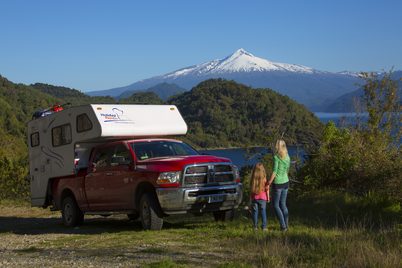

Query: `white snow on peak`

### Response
(164, 48, 316, 79)
(337, 71, 361, 77)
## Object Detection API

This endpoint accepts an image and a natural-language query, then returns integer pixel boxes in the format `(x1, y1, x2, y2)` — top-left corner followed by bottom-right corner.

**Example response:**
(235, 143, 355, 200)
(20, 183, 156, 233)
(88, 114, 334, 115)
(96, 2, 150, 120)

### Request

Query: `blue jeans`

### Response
(273, 187, 289, 229)
(251, 199, 267, 229)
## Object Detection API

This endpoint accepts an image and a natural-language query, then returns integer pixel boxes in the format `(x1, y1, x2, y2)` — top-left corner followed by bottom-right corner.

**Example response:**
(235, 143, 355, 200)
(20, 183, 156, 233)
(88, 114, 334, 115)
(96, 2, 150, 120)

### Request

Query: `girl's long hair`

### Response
(275, 139, 288, 159)
(250, 163, 266, 194)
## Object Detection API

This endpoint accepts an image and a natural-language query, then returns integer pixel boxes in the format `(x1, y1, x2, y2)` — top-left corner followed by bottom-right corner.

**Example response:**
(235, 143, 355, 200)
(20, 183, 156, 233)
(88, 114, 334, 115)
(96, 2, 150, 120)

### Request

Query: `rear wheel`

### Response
(139, 193, 163, 230)
(61, 196, 84, 227)
(213, 209, 235, 222)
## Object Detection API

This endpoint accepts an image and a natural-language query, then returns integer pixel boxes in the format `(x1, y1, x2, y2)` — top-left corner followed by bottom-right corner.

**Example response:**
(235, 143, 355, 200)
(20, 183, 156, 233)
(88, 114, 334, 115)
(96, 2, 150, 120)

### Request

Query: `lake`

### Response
(314, 112, 368, 125)
(199, 146, 304, 169)
(199, 113, 358, 169)
(200, 113, 399, 169)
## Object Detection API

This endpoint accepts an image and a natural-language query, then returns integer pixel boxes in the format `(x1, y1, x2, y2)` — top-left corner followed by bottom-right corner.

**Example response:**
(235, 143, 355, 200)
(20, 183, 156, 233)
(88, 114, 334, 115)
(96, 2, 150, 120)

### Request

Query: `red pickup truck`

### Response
(51, 138, 243, 230)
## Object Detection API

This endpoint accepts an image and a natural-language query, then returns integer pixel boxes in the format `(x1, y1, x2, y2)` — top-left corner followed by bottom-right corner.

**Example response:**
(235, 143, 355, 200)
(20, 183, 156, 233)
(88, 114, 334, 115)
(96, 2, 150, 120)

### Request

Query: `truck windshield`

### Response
(130, 141, 199, 160)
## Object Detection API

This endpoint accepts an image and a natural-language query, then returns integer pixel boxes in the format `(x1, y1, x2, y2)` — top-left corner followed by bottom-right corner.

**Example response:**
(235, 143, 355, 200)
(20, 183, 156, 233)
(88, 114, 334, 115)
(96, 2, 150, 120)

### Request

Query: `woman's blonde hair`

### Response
(250, 163, 266, 194)
(275, 139, 288, 159)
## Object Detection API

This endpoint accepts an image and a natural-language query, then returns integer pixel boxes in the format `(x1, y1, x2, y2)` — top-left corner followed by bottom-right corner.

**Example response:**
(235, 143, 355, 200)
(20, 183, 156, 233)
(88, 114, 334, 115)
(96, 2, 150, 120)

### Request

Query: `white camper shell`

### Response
(27, 104, 188, 207)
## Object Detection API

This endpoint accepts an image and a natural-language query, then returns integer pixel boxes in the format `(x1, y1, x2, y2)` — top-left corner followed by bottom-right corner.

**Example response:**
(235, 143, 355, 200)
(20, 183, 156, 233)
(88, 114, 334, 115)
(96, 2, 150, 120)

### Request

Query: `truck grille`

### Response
(183, 163, 234, 186)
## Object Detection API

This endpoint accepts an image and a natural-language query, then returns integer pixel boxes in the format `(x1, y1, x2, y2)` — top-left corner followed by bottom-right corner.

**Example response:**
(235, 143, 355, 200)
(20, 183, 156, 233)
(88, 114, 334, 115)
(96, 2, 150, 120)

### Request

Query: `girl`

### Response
(250, 162, 269, 231)
(268, 139, 290, 231)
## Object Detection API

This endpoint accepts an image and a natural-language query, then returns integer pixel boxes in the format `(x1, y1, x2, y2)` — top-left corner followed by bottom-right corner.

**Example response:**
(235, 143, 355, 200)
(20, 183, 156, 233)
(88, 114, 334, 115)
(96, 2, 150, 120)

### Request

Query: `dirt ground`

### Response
(0, 203, 240, 267)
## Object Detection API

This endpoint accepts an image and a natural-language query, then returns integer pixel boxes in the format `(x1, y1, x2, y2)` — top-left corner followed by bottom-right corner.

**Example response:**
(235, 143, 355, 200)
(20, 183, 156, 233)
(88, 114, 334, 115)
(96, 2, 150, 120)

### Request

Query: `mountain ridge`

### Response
(87, 49, 364, 110)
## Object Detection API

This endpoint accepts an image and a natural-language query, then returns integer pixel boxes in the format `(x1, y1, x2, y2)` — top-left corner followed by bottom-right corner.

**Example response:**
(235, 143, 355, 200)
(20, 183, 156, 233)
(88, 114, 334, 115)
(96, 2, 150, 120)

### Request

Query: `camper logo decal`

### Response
(100, 108, 134, 124)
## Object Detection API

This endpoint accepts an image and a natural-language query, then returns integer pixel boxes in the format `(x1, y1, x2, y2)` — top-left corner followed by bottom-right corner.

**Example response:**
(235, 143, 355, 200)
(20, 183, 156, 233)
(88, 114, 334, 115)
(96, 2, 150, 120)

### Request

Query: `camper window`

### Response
(76, 113, 93, 133)
(30, 132, 40, 147)
(52, 124, 72, 147)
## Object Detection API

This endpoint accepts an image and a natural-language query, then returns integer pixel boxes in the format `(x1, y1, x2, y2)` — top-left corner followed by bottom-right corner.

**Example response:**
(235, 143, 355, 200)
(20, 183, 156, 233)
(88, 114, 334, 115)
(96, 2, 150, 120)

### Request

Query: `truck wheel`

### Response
(213, 209, 235, 222)
(62, 196, 84, 227)
(139, 193, 163, 230)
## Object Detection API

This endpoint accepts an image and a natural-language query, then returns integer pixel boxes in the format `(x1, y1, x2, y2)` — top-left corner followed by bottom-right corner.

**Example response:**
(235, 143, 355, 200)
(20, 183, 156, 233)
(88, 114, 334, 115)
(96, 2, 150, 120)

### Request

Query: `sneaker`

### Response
(281, 227, 288, 232)
(263, 228, 268, 232)
(253, 227, 258, 231)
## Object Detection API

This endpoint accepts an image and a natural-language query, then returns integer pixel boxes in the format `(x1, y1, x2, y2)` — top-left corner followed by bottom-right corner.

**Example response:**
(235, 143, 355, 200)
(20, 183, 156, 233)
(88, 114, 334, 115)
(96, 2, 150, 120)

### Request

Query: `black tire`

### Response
(127, 212, 140, 221)
(61, 196, 84, 227)
(139, 193, 163, 230)
(213, 209, 235, 222)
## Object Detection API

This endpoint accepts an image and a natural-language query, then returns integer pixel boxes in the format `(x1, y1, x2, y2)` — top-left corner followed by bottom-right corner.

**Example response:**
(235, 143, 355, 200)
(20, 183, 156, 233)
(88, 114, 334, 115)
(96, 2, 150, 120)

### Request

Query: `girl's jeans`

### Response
(251, 199, 267, 229)
(273, 187, 289, 229)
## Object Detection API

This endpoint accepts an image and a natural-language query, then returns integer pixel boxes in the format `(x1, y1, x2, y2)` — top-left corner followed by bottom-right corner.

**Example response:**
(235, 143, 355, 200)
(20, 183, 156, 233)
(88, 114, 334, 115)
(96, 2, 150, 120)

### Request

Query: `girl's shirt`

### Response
(252, 190, 268, 201)
(273, 154, 290, 184)
(251, 178, 269, 201)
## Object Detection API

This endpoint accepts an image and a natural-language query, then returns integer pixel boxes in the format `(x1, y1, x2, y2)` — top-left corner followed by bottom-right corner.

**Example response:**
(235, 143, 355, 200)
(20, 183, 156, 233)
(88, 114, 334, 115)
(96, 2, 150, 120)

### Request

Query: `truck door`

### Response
(85, 143, 135, 211)
(85, 146, 115, 210)
(107, 143, 135, 209)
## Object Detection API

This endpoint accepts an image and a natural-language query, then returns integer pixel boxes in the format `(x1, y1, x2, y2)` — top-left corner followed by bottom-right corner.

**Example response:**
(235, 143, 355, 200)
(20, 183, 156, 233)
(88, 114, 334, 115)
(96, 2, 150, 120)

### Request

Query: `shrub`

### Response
(300, 72, 401, 202)
(0, 156, 29, 200)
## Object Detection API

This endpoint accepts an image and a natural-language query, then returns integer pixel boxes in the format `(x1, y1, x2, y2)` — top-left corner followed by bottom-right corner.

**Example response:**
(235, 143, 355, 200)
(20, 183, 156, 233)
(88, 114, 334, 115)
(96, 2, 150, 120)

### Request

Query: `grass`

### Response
(0, 191, 401, 267)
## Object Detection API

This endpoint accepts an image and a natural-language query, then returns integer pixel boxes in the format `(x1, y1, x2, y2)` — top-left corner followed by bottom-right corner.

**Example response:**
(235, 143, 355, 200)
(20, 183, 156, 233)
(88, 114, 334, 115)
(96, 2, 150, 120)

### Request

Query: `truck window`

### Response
(30, 132, 40, 147)
(76, 113, 93, 133)
(111, 144, 132, 166)
(131, 141, 199, 160)
(92, 147, 111, 168)
(52, 124, 72, 147)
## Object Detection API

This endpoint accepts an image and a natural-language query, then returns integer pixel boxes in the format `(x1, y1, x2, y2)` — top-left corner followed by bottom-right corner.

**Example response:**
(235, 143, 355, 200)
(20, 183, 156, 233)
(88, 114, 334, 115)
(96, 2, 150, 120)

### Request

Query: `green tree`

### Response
(361, 71, 400, 139)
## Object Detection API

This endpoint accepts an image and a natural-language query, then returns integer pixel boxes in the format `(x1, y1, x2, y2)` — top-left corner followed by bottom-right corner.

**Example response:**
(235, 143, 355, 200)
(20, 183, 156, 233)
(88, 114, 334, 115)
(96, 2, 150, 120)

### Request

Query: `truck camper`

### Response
(27, 104, 243, 230)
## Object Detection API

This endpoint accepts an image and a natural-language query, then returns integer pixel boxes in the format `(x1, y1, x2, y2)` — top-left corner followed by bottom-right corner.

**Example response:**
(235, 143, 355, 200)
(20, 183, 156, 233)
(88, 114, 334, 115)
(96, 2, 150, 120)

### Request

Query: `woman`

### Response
(268, 139, 290, 231)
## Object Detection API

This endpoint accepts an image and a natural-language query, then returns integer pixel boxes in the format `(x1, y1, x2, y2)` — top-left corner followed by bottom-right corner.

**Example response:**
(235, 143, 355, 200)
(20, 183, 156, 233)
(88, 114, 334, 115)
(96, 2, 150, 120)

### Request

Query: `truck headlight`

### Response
(157, 171, 181, 185)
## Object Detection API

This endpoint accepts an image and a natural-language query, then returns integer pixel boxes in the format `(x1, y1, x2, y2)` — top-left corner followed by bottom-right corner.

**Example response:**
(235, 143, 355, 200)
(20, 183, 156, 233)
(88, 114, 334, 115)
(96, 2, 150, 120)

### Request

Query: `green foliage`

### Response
(144, 259, 185, 268)
(170, 79, 323, 148)
(31, 83, 116, 105)
(361, 71, 401, 137)
(0, 76, 58, 199)
(120, 91, 163, 104)
(0, 156, 29, 200)
(300, 72, 402, 202)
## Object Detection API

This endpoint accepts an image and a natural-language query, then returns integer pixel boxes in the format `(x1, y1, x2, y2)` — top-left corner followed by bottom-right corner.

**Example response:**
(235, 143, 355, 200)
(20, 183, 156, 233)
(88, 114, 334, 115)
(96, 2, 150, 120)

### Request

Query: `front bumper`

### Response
(156, 183, 243, 214)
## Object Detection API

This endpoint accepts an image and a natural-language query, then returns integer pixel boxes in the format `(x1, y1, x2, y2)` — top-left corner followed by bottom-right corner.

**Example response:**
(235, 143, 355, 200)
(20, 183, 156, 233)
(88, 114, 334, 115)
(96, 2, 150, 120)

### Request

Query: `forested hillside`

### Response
(118, 82, 186, 100)
(0, 76, 323, 198)
(120, 91, 163, 104)
(169, 79, 323, 148)
(0, 77, 59, 158)
(0, 76, 324, 156)
(31, 83, 116, 105)
(0, 76, 59, 199)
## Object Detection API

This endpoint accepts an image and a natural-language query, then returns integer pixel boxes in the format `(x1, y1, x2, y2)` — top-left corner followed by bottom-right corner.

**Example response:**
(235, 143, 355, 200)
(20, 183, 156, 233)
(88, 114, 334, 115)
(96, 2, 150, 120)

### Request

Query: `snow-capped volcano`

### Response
(88, 48, 363, 110)
(165, 48, 315, 78)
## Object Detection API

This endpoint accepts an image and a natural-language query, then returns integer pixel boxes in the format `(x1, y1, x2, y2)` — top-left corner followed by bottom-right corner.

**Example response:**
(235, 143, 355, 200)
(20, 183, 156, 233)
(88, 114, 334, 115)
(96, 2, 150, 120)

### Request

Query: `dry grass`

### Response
(0, 194, 401, 267)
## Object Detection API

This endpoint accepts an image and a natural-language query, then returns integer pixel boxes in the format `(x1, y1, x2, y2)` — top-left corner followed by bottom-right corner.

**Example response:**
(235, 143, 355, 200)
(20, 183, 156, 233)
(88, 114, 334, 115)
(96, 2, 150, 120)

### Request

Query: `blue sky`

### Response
(1, 0, 401, 91)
